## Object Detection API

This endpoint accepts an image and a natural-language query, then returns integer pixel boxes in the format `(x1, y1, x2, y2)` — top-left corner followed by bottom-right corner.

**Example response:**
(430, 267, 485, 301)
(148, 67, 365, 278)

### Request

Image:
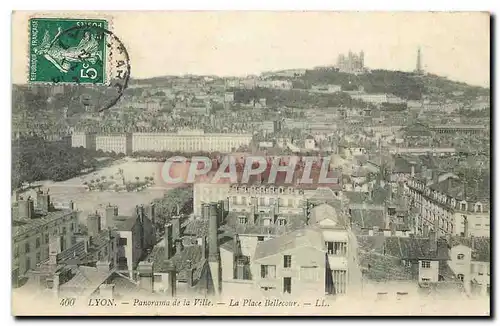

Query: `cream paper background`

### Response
(12, 11, 489, 86)
(11, 11, 490, 316)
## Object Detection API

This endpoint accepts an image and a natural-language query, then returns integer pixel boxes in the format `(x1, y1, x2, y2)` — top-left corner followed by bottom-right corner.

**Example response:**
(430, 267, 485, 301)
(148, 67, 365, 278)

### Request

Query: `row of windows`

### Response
(231, 196, 299, 207)
(332, 270, 347, 294)
(15, 231, 59, 256)
(409, 187, 486, 212)
(326, 242, 347, 256)
(230, 186, 303, 195)
(260, 264, 320, 285)
(238, 216, 287, 226)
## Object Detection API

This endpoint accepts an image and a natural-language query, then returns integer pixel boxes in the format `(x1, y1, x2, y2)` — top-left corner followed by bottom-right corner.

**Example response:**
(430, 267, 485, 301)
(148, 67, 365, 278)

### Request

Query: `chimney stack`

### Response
(175, 239, 184, 254)
(390, 221, 396, 236)
(165, 262, 177, 297)
(137, 261, 154, 293)
(233, 235, 240, 255)
(171, 216, 181, 242)
(137, 205, 145, 224)
(87, 211, 101, 237)
(463, 215, 469, 237)
(428, 229, 437, 252)
(164, 223, 173, 260)
(147, 204, 155, 223)
(201, 236, 208, 260)
(218, 200, 226, 225)
(187, 261, 195, 288)
(434, 216, 440, 237)
(270, 205, 276, 220)
(208, 202, 221, 295)
(48, 234, 62, 266)
(208, 203, 219, 261)
(431, 170, 439, 185)
(18, 196, 35, 219)
(202, 203, 210, 220)
(36, 189, 51, 213)
(208, 203, 219, 260)
(105, 203, 118, 229)
(52, 272, 60, 296)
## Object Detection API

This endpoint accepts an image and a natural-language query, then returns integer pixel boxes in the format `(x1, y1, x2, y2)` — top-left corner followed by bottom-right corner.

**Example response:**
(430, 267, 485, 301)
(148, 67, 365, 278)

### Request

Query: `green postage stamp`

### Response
(29, 18, 109, 84)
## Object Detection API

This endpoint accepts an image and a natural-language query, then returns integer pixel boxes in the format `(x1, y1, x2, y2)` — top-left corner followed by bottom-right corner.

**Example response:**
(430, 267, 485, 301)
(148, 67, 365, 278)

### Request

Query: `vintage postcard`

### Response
(11, 11, 490, 316)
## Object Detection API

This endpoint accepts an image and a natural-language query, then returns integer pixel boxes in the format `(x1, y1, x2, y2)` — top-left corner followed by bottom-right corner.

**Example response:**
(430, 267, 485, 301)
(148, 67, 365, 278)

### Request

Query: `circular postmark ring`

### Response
(50, 24, 131, 112)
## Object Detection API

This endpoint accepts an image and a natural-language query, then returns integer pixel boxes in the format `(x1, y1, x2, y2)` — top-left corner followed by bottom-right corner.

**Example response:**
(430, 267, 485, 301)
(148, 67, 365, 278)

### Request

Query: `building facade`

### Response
(71, 131, 96, 150)
(228, 184, 306, 215)
(71, 130, 253, 154)
(132, 130, 253, 153)
(405, 176, 490, 237)
(448, 237, 490, 296)
(12, 193, 78, 282)
(95, 133, 133, 155)
(253, 228, 327, 297)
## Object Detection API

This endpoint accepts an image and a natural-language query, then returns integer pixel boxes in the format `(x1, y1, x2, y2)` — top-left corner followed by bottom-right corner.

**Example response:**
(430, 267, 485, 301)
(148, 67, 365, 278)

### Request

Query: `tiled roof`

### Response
(308, 203, 349, 228)
(183, 219, 209, 237)
(359, 251, 413, 281)
(371, 184, 391, 205)
(384, 237, 450, 260)
(402, 122, 432, 137)
(224, 211, 306, 236)
(13, 209, 75, 238)
(59, 266, 112, 297)
(393, 156, 421, 174)
(55, 231, 115, 264)
(350, 209, 386, 229)
(147, 244, 206, 283)
(448, 236, 490, 262)
(307, 187, 341, 202)
(219, 235, 236, 253)
(214, 164, 342, 190)
(114, 216, 138, 231)
(254, 228, 324, 261)
(429, 172, 490, 202)
(109, 274, 153, 297)
(357, 235, 450, 261)
(344, 185, 390, 206)
(344, 191, 370, 204)
(357, 235, 454, 282)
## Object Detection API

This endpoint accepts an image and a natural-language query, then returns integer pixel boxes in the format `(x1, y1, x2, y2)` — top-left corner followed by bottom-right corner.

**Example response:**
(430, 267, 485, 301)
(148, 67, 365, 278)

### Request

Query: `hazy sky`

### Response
(12, 11, 490, 87)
